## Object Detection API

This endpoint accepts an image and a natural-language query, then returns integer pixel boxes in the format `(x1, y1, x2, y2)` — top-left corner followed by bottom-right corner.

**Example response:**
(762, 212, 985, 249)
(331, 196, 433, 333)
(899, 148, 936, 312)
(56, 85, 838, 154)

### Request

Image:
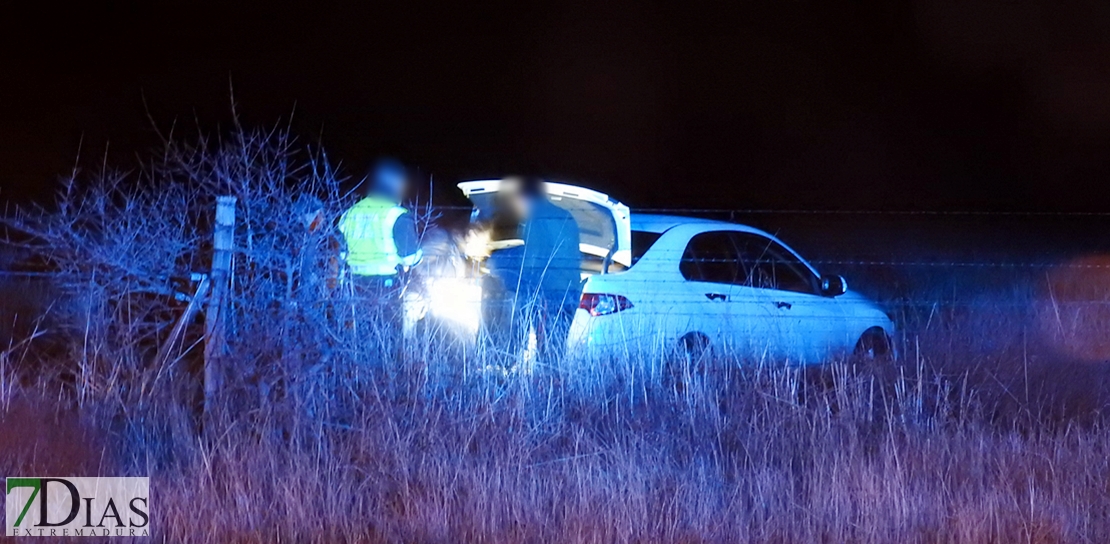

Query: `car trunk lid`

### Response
(457, 180, 632, 272)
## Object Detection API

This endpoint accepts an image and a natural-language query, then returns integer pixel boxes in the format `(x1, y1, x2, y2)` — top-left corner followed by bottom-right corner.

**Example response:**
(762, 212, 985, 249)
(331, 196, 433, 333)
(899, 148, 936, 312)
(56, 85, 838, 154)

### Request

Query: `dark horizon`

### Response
(4, 1, 1110, 212)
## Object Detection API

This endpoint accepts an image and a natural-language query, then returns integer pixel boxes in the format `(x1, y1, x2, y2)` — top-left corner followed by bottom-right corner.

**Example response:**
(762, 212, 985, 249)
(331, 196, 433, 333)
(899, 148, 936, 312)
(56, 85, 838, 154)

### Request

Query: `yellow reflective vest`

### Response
(338, 197, 419, 276)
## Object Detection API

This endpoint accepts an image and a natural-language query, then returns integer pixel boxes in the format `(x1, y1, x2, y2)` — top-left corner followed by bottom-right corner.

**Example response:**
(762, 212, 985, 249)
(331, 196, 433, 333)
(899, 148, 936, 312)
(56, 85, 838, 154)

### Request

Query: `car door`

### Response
(678, 231, 774, 353)
(732, 232, 846, 363)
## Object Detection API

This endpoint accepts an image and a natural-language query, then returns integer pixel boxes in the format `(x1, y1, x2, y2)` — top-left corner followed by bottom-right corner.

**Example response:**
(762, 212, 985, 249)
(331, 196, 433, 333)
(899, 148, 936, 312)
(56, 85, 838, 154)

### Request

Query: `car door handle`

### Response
(774, 301, 792, 309)
(705, 293, 728, 302)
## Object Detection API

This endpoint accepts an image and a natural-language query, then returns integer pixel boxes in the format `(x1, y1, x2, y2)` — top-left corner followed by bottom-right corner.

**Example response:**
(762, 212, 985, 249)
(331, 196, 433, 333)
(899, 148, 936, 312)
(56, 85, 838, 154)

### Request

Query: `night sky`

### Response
(4, 1, 1110, 212)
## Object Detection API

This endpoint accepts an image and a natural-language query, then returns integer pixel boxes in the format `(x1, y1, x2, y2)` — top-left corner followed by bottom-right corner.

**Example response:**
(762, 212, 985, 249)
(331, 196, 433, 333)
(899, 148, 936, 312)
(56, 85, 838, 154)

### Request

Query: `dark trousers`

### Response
(351, 275, 403, 362)
(482, 276, 578, 362)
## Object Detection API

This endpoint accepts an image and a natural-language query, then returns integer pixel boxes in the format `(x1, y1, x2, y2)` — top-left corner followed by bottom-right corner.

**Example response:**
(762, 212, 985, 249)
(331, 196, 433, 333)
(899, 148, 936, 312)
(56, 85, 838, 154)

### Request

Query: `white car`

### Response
(453, 181, 894, 364)
(566, 214, 895, 364)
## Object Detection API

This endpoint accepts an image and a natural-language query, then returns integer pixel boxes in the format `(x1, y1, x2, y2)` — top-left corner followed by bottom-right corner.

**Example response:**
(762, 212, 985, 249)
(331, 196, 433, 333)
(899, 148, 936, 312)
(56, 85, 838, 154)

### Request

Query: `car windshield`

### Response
(631, 230, 662, 265)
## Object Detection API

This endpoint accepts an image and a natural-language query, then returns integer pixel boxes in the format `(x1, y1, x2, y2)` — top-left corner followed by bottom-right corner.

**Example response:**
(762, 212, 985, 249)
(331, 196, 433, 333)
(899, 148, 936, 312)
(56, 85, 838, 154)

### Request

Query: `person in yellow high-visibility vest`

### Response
(338, 159, 422, 353)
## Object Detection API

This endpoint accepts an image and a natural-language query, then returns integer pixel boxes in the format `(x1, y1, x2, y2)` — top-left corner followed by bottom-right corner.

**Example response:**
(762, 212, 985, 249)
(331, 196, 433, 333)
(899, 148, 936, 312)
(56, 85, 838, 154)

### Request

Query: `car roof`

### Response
(631, 213, 819, 275)
(632, 213, 759, 234)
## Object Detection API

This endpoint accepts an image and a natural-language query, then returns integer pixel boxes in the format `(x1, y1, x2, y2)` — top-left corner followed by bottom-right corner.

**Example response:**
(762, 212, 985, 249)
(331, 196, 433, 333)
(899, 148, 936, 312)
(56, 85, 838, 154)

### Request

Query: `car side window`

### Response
(631, 230, 662, 265)
(731, 233, 818, 294)
(680, 231, 740, 285)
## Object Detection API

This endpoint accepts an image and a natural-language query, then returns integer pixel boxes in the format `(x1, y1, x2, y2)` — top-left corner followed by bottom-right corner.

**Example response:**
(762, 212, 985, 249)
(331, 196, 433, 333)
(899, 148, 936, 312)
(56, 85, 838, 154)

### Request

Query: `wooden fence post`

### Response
(204, 195, 236, 415)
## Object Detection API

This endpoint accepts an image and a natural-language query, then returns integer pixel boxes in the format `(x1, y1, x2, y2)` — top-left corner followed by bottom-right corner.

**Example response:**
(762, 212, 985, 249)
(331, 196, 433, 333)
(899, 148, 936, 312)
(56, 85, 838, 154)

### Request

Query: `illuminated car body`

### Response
(566, 214, 895, 364)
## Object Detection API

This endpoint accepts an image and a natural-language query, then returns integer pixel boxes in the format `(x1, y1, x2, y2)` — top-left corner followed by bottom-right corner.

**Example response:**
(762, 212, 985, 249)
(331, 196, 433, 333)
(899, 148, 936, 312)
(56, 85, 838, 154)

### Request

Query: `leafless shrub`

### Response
(1, 116, 358, 417)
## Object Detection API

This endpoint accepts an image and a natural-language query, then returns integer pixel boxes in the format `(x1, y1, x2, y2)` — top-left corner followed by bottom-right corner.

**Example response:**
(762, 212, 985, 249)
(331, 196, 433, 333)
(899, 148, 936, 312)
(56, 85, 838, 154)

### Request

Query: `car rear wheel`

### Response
(665, 332, 710, 384)
(853, 328, 893, 363)
(679, 332, 710, 360)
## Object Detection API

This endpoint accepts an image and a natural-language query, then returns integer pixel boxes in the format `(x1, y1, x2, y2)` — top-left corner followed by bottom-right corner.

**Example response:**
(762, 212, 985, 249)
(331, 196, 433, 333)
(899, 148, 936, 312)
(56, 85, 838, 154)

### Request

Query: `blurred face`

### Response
(499, 177, 535, 218)
(373, 166, 407, 202)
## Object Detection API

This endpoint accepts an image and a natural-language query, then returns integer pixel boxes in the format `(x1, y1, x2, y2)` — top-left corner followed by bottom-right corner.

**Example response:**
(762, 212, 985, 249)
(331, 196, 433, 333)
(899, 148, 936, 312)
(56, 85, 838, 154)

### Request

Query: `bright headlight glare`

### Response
(425, 277, 483, 335)
(463, 229, 492, 260)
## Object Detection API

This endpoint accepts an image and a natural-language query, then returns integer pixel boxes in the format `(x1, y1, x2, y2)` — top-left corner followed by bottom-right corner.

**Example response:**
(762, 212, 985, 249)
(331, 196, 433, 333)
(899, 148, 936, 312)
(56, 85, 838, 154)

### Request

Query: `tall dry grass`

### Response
(5, 341, 1110, 543)
(3, 119, 1110, 543)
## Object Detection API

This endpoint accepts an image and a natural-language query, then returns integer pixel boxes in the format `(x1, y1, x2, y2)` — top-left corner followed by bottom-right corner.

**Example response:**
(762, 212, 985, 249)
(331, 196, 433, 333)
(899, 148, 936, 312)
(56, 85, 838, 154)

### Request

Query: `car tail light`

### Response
(579, 293, 633, 316)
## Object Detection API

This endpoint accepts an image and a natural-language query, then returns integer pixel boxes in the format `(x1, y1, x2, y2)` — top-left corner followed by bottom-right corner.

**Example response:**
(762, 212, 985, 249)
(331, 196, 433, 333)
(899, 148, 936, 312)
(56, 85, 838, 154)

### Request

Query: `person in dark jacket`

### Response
(484, 176, 581, 361)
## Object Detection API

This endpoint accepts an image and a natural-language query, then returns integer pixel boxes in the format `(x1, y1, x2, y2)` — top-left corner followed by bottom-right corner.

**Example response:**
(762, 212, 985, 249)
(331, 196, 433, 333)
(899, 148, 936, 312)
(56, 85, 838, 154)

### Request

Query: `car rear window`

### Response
(631, 230, 662, 265)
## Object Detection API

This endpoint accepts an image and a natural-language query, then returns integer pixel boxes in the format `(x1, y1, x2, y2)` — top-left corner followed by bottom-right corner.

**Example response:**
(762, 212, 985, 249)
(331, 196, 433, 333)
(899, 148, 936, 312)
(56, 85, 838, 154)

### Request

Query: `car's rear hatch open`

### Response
(457, 180, 632, 273)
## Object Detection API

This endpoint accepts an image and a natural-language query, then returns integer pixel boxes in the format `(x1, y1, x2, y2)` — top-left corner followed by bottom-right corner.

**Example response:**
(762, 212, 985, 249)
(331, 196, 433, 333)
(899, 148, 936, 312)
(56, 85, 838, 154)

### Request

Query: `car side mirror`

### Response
(820, 274, 848, 297)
